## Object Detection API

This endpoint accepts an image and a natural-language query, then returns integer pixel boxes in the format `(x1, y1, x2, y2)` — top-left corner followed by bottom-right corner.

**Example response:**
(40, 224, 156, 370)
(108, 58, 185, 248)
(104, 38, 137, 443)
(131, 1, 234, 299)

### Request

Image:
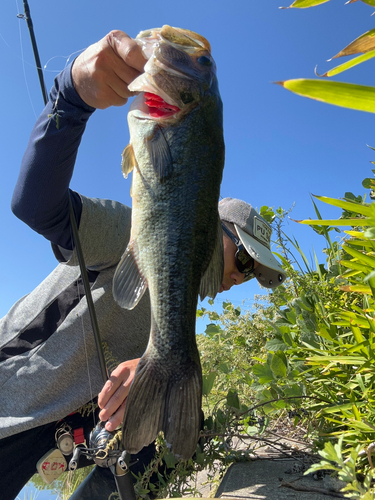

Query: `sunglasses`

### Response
(221, 223, 255, 281)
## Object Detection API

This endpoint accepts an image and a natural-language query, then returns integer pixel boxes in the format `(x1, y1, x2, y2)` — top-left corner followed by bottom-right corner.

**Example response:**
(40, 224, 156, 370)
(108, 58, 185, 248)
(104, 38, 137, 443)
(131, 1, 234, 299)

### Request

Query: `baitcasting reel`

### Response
(68, 421, 130, 471)
(67, 421, 137, 500)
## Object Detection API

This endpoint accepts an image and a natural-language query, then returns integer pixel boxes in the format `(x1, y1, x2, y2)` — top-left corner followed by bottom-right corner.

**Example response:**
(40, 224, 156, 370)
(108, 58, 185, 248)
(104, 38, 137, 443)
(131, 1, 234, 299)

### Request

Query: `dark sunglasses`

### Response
(221, 223, 255, 281)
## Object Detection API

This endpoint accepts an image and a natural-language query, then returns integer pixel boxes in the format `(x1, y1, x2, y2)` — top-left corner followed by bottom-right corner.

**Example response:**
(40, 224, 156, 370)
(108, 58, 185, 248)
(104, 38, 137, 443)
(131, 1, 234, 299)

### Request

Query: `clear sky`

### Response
(1, 1, 374, 321)
(1, 0, 375, 498)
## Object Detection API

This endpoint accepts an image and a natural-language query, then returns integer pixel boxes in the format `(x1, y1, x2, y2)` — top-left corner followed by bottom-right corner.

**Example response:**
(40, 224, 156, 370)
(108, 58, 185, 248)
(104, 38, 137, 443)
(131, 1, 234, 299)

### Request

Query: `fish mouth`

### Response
(144, 92, 180, 118)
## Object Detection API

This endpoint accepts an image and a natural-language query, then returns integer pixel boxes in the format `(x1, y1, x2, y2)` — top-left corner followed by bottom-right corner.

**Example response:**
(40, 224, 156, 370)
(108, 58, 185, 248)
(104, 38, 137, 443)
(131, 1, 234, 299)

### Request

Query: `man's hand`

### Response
(72, 30, 147, 109)
(98, 358, 140, 431)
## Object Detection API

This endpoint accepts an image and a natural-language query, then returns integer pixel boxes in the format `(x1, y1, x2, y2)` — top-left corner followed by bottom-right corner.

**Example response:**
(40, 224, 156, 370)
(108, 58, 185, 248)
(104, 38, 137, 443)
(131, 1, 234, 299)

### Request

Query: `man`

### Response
(0, 30, 286, 499)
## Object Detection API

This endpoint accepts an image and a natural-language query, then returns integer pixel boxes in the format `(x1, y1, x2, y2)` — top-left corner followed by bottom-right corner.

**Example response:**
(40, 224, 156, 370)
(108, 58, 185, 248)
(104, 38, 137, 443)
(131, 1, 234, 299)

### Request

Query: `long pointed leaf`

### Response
(331, 28, 375, 59)
(280, 0, 330, 7)
(313, 195, 373, 216)
(340, 284, 372, 293)
(317, 50, 375, 77)
(295, 218, 371, 227)
(276, 80, 375, 114)
(311, 196, 334, 245)
(342, 244, 375, 267)
(340, 260, 369, 273)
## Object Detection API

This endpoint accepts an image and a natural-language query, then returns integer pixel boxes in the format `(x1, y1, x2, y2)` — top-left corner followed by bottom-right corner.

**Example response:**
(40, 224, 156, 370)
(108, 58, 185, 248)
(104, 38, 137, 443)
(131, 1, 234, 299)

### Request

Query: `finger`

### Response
(106, 30, 147, 73)
(104, 72, 137, 105)
(99, 382, 130, 422)
(98, 370, 125, 409)
(105, 399, 126, 432)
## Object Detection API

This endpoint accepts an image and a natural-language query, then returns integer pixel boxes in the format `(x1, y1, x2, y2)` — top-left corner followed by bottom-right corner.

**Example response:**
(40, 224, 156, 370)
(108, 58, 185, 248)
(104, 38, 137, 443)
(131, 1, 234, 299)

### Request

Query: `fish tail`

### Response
(121, 354, 202, 460)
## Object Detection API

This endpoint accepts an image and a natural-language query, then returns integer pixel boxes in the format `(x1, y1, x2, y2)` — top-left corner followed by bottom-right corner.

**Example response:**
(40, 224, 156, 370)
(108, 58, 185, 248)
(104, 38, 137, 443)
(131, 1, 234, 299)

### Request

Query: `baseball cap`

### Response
(218, 198, 287, 289)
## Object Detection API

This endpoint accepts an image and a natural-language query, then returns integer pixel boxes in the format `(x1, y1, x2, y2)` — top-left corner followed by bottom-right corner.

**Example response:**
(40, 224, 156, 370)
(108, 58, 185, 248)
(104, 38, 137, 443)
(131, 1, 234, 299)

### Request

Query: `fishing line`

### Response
(43, 49, 86, 72)
(0, 28, 83, 74)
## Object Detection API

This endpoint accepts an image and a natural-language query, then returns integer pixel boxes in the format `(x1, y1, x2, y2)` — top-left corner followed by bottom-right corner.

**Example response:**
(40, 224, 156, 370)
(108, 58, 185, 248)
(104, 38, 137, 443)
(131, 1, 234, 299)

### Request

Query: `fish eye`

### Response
(197, 55, 212, 66)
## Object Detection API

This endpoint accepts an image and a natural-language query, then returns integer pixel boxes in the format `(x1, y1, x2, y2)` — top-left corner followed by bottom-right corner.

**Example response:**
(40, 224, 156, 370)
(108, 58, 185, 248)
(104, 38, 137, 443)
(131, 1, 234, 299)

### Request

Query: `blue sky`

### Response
(1, 1, 375, 326)
(1, 0, 375, 498)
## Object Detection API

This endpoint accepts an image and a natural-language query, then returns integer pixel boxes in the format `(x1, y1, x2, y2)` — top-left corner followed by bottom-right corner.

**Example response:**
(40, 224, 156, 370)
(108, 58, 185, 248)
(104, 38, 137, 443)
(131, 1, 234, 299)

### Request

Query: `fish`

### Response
(112, 25, 225, 460)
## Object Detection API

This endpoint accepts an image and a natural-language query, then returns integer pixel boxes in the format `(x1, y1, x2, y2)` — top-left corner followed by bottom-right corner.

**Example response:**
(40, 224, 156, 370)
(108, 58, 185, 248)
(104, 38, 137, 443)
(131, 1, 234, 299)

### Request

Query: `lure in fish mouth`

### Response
(113, 25, 225, 460)
(132, 92, 181, 120)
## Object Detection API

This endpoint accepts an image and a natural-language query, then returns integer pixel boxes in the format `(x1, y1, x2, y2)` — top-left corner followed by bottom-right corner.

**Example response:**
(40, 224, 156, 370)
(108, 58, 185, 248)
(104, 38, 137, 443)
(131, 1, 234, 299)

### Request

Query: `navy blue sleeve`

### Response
(11, 62, 96, 250)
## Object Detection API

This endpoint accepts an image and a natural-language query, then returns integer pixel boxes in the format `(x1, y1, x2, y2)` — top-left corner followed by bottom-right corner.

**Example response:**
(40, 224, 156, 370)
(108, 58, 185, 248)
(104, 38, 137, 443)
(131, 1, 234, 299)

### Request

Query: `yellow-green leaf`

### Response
(296, 218, 370, 227)
(277, 79, 375, 114)
(331, 28, 375, 59)
(313, 195, 373, 217)
(340, 284, 372, 294)
(279, 0, 330, 7)
(317, 50, 375, 77)
(344, 230, 367, 239)
(360, 0, 375, 6)
(345, 240, 375, 249)
(343, 244, 375, 267)
(307, 355, 366, 364)
(352, 404, 362, 421)
(340, 260, 369, 273)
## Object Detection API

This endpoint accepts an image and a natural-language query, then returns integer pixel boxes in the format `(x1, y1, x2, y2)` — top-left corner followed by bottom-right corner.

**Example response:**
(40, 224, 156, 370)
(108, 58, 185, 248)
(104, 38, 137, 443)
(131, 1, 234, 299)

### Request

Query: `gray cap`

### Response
(219, 198, 287, 289)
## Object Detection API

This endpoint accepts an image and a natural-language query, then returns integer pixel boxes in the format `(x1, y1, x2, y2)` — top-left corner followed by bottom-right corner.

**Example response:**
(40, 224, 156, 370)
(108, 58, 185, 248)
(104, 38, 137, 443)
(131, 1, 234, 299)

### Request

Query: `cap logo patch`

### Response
(253, 217, 271, 247)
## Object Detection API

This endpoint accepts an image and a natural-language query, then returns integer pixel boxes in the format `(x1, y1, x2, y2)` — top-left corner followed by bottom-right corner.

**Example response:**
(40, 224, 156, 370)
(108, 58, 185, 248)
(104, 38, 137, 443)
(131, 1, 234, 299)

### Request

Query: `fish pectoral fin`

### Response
(199, 217, 224, 300)
(112, 244, 147, 310)
(121, 352, 202, 460)
(121, 144, 137, 178)
(148, 126, 173, 181)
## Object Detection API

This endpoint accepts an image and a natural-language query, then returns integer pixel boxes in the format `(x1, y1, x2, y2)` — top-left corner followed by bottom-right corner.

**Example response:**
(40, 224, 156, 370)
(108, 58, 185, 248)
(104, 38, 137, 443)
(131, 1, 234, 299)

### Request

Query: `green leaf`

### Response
(316, 50, 375, 78)
(297, 218, 371, 227)
(265, 338, 289, 352)
(205, 323, 221, 336)
(340, 284, 372, 294)
(246, 425, 258, 436)
(216, 408, 226, 426)
(342, 244, 375, 267)
(252, 363, 274, 383)
(270, 351, 288, 378)
(227, 389, 240, 409)
(363, 177, 375, 189)
(277, 79, 375, 114)
(218, 362, 230, 374)
(319, 441, 341, 462)
(284, 384, 304, 397)
(313, 195, 373, 217)
(340, 260, 369, 273)
(163, 450, 178, 468)
(280, 0, 330, 8)
(202, 371, 217, 396)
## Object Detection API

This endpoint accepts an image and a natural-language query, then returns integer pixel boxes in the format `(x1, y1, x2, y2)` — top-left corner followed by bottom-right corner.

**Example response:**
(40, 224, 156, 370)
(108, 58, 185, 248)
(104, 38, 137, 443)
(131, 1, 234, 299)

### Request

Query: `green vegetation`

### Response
(194, 169, 375, 499)
(279, 0, 375, 113)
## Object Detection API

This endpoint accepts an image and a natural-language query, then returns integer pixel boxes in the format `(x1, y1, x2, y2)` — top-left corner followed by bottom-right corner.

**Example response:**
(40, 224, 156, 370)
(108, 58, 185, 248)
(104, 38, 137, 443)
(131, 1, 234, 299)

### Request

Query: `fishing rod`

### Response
(20, 0, 108, 385)
(20, 0, 48, 105)
(20, 3, 136, 499)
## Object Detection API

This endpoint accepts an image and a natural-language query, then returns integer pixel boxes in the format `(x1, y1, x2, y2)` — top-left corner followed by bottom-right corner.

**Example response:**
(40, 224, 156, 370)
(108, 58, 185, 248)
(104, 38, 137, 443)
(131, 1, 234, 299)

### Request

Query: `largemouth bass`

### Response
(112, 25, 225, 459)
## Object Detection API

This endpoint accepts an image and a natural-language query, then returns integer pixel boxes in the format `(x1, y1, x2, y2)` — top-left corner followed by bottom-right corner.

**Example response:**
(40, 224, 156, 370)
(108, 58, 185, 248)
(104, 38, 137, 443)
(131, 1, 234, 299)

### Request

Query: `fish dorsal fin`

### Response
(199, 217, 224, 300)
(121, 144, 137, 179)
(113, 243, 147, 310)
(148, 126, 173, 181)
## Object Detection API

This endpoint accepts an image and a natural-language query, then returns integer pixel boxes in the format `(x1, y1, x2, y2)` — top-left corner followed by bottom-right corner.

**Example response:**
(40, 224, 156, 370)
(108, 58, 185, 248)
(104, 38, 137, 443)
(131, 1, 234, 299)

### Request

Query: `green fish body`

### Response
(113, 26, 225, 459)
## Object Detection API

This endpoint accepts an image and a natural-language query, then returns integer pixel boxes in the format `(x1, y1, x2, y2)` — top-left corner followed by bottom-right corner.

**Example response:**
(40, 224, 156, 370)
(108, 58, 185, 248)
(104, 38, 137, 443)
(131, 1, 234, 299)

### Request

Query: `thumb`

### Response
(106, 30, 147, 72)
